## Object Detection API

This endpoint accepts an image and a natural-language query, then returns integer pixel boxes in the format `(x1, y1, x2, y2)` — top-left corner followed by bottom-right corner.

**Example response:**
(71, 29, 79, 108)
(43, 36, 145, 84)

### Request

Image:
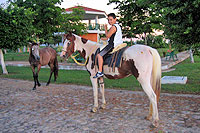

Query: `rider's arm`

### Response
(101, 25, 116, 41)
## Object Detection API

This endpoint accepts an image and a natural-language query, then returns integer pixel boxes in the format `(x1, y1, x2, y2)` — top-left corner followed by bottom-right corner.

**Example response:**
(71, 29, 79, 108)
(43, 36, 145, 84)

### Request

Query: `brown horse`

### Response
(29, 43, 58, 90)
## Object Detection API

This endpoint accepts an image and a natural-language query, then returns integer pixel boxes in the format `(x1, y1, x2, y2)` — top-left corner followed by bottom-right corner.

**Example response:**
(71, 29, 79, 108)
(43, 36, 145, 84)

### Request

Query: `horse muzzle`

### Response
(37, 57, 40, 61)
(35, 56, 40, 61)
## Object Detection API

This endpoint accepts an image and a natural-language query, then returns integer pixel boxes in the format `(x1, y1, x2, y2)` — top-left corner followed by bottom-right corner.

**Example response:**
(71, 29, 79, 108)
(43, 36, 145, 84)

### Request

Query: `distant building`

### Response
(55, 6, 107, 45)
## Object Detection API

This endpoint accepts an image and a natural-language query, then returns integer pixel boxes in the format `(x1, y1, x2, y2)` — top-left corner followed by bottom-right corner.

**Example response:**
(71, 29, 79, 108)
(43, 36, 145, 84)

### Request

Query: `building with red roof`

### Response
(65, 6, 106, 42)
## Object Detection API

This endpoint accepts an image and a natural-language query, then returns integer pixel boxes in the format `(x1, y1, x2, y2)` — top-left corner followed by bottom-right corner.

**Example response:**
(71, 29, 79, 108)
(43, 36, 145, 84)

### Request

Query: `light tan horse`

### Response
(29, 43, 58, 90)
(61, 33, 161, 127)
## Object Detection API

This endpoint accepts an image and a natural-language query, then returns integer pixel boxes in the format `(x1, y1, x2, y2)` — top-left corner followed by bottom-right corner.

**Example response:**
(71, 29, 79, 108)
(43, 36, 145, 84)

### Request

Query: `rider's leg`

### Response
(97, 54, 103, 72)
(93, 44, 113, 78)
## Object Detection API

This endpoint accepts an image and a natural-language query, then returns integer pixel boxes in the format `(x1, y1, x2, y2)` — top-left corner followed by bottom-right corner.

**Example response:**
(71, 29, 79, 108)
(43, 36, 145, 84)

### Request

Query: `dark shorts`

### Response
(99, 44, 114, 57)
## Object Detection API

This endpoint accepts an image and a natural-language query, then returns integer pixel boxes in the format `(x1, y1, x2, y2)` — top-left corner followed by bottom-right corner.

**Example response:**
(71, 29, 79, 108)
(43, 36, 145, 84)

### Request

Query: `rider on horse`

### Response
(93, 13, 123, 78)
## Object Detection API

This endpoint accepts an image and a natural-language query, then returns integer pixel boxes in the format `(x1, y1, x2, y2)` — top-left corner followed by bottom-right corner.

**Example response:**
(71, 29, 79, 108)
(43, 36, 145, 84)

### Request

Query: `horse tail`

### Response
(150, 48, 161, 103)
(54, 56, 58, 81)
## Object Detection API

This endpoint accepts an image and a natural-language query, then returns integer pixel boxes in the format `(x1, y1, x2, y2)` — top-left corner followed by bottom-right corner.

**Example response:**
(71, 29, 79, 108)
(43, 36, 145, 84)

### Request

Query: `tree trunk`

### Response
(4, 49, 7, 54)
(189, 48, 194, 63)
(131, 38, 132, 45)
(0, 49, 8, 74)
(144, 33, 147, 45)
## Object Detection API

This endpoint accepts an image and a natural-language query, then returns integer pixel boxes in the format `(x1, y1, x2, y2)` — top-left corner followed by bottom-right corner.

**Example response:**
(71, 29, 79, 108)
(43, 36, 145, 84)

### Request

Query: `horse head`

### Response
(30, 42, 40, 61)
(60, 32, 76, 58)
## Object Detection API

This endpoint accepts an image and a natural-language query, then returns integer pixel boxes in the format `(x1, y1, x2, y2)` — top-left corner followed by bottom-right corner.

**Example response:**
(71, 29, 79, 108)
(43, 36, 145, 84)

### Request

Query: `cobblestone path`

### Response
(0, 78, 199, 132)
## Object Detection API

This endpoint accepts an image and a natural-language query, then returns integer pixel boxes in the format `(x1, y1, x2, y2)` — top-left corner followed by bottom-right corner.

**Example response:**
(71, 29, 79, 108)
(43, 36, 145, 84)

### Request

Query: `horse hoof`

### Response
(151, 120, 159, 128)
(46, 83, 49, 86)
(91, 107, 98, 113)
(145, 115, 152, 121)
(100, 104, 106, 109)
(38, 84, 41, 87)
(32, 88, 36, 90)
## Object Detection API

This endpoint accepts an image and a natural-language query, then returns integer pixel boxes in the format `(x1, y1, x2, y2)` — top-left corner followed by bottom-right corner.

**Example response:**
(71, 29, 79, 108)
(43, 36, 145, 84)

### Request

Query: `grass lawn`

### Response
(4, 52, 30, 61)
(4, 52, 75, 63)
(0, 56, 199, 94)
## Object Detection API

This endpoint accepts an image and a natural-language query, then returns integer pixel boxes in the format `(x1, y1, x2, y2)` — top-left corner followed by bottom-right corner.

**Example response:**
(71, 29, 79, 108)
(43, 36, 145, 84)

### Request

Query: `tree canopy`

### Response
(11, 0, 64, 43)
(0, 0, 86, 50)
(108, 0, 162, 43)
(0, 3, 34, 50)
(153, 0, 200, 50)
(60, 6, 86, 35)
(108, 0, 200, 52)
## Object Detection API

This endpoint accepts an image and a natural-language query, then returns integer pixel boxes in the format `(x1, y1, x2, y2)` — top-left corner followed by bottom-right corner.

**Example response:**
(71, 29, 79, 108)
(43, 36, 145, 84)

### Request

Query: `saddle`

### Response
(94, 43, 128, 71)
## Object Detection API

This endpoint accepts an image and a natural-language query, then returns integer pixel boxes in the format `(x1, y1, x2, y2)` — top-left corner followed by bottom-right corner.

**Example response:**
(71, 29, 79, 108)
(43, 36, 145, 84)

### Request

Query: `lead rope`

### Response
(70, 54, 89, 66)
(70, 46, 97, 66)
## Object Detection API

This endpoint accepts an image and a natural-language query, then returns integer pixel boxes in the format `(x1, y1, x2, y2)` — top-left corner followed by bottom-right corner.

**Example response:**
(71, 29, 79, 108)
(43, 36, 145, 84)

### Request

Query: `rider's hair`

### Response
(108, 13, 116, 19)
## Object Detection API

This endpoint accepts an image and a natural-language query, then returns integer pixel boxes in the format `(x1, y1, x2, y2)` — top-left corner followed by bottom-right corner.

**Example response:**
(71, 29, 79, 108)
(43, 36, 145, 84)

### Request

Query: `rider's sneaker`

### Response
(93, 71, 104, 78)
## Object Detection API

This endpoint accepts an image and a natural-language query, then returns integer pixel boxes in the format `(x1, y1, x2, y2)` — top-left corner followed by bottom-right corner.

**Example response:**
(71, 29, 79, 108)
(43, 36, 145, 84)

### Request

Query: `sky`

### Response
(59, 0, 118, 24)
(0, 0, 118, 24)
(0, 0, 117, 12)
(59, 0, 117, 14)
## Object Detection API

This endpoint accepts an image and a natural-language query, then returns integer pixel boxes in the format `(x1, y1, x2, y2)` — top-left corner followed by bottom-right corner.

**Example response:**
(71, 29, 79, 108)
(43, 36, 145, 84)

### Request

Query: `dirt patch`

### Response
(0, 78, 200, 132)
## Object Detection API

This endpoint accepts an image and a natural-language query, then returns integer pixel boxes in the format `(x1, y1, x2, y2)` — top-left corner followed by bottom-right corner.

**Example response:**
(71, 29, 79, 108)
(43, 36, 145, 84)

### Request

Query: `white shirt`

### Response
(108, 23, 123, 47)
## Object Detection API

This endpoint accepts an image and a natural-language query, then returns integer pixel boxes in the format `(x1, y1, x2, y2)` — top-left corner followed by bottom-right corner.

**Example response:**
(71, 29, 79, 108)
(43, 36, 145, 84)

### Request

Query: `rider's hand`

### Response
(104, 24, 107, 31)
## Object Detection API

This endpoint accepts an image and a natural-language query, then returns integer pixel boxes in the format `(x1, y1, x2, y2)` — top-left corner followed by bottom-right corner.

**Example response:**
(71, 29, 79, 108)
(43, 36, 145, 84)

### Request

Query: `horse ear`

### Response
(28, 42, 32, 47)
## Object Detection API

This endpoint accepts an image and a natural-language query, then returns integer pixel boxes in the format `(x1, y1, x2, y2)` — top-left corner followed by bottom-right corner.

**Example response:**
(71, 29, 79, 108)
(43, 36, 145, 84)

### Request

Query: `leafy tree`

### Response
(60, 6, 86, 35)
(152, 0, 200, 62)
(10, 0, 63, 43)
(108, 0, 162, 44)
(0, 2, 34, 74)
(0, 3, 34, 50)
(146, 34, 167, 48)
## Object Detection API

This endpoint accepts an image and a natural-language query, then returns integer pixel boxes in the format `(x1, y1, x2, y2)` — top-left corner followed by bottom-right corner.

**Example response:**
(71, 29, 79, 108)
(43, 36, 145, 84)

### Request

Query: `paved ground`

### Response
(0, 78, 200, 132)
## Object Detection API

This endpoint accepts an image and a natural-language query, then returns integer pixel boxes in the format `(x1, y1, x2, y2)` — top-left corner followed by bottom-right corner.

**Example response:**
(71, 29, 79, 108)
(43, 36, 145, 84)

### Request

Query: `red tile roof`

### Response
(65, 6, 105, 13)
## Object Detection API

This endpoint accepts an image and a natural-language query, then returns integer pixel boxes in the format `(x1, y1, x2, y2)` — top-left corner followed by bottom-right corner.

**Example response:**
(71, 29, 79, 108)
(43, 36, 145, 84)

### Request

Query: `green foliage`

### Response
(55, 45, 63, 53)
(192, 43, 200, 56)
(0, 3, 34, 50)
(60, 6, 86, 35)
(108, 0, 200, 52)
(11, 0, 64, 43)
(1, 0, 86, 50)
(152, 0, 200, 50)
(45, 35, 62, 45)
(146, 35, 168, 48)
(108, 0, 162, 40)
